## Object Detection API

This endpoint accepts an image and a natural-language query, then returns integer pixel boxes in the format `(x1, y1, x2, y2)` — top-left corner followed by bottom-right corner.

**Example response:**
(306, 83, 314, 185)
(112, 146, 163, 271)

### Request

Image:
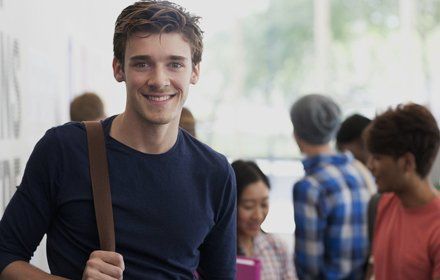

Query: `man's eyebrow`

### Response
(169, 55, 188, 61)
(129, 55, 151, 61)
(128, 55, 189, 62)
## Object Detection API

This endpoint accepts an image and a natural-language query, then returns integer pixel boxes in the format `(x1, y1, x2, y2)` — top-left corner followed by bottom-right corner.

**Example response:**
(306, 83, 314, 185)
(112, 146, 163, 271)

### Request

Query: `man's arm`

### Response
(198, 163, 237, 279)
(293, 180, 326, 278)
(82, 251, 124, 280)
(1, 261, 66, 280)
(0, 129, 59, 275)
(1, 251, 125, 280)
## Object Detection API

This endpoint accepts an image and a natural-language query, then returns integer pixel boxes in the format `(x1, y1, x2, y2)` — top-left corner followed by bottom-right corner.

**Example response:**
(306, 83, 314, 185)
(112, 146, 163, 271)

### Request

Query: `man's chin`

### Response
(377, 186, 390, 194)
(141, 114, 174, 126)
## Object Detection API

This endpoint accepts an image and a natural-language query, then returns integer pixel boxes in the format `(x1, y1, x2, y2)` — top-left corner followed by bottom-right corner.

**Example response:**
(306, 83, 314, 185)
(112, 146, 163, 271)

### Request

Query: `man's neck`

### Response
(110, 112, 179, 154)
(396, 177, 438, 208)
(302, 144, 333, 157)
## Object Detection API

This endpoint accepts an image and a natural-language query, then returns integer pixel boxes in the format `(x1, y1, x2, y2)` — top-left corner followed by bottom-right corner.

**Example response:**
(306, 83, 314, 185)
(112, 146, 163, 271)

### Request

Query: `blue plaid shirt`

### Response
(293, 153, 370, 279)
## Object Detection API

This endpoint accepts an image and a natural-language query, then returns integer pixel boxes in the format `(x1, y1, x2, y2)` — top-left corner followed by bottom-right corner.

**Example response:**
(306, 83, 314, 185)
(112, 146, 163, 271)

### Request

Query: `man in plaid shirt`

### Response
(289, 94, 371, 279)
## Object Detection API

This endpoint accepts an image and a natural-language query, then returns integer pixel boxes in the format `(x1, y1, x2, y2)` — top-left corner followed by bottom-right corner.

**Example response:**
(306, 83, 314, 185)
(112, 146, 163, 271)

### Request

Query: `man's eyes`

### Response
(169, 62, 184, 69)
(132, 62, 183, 69)
(134, 62, 149, 69)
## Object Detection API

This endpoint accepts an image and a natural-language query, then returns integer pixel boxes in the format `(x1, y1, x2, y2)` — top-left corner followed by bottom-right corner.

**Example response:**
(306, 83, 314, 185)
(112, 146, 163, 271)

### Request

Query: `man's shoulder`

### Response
(304, 155, 364, 188)
(294, 158, 368, 201)
(180, 129, 230, 173)
(36, 121, 85, 148)
(295, 164, 336, 190)
(293, 177, 322, 201)
(46, 121, 88, 148)
(294, 176, 319, 190)
(48, 121, 85, 137)
(375, 193, 394, 215)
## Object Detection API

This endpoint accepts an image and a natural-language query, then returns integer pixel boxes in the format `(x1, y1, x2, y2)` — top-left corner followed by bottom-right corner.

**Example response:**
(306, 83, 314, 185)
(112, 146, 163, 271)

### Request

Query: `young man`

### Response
(290, 94, 370, 279)
(365, 103, 440, 280)
(336, 114, 376, 195)
(336, 114, 371, 165)
(0, 1, 236, 279)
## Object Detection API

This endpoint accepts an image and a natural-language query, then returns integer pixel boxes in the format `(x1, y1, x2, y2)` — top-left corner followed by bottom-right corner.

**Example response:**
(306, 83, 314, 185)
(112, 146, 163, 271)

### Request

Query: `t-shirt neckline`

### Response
(101, 115, 182, 158)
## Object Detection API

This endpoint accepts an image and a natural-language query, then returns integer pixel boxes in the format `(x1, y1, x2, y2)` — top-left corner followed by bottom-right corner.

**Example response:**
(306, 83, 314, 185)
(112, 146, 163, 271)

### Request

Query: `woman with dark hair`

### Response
(232, 160, 297, 280)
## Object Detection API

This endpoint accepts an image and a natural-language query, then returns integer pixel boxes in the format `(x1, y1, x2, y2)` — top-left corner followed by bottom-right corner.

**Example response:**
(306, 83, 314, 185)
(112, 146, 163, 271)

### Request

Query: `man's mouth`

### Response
(145, 95, 173, 101)
(142, 93, 176, 102)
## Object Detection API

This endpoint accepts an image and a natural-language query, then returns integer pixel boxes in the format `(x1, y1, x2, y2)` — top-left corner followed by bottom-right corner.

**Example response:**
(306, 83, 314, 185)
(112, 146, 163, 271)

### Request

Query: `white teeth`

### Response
(146, 95, 171, 101)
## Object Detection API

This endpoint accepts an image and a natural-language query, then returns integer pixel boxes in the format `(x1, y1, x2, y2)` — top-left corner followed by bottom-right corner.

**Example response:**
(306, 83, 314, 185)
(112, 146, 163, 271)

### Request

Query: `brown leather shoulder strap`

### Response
(83, 121, 115, 252)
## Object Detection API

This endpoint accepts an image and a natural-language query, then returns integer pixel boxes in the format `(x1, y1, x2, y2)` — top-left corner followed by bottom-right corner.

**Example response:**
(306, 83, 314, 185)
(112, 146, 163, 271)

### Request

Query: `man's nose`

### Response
(147, 66, 170, 90)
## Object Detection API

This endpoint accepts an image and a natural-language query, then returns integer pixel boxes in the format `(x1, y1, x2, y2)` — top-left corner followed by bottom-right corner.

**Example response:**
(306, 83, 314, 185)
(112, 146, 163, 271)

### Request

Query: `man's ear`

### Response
(190, 64, 200, 85)
(113, 57, 125, 82)
(400, 152, 417, 173)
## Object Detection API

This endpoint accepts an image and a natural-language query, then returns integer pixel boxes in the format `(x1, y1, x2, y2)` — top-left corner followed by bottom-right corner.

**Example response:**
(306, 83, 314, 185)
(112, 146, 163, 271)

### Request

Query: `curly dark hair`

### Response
(113, 0, 203, 68)
(365, 103, 440, 178)
(336, 114, 371, 147)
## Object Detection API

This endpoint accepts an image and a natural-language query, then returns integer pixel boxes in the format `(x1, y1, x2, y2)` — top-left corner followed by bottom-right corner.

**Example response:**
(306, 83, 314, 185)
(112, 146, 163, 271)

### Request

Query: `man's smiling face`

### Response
(113, 32, 199, 126)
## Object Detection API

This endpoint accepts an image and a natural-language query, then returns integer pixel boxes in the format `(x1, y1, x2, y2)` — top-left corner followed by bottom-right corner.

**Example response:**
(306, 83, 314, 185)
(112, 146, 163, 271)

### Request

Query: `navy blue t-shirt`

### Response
(0, 116, 237, 279)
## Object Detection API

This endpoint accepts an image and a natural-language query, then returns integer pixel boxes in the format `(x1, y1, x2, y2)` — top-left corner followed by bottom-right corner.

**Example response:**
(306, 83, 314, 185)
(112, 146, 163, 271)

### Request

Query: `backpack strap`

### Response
(368, 193, 381, 250)
(84, 121, 115, 252)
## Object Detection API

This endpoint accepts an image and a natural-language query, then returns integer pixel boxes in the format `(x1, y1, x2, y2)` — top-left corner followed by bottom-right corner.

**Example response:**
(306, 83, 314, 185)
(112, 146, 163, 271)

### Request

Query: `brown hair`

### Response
(365, 103, 440, 178)
(70, 92, 105, 122)
(113, 0, 203, 68)
(179, 107, 196, 137)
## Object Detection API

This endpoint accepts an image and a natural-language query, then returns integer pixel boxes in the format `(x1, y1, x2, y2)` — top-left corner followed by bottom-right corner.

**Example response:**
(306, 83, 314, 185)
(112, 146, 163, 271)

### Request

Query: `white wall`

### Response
(0, 0, 134, 271)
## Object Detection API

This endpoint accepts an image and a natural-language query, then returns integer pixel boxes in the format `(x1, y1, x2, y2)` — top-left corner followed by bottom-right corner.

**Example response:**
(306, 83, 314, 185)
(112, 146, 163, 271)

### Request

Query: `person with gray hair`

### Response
(290, 94, 371, 279)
